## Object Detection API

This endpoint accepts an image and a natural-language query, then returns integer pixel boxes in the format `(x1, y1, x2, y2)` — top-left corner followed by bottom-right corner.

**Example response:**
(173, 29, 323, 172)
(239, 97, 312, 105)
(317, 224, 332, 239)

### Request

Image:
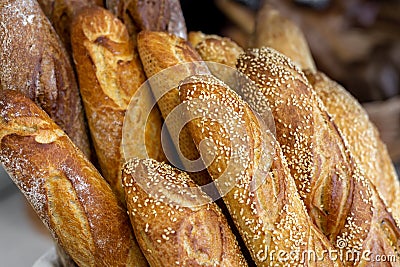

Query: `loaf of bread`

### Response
(0, 0, 90, 157)
(0, 90, 148, 267)
(179, 74, 342, 266)
(251, 4, 316, 72)
(106, 0, 187, 39)
(251, 6, 400, 226)
(122, 158, 247, 266)
(188, 31, 244, 68)
(237, 47, 400, 264)
(37, 0, 103, 53)
(71, 6, 165, 203)
(306, 71, 400, 225)
(137, 30, 211, 186)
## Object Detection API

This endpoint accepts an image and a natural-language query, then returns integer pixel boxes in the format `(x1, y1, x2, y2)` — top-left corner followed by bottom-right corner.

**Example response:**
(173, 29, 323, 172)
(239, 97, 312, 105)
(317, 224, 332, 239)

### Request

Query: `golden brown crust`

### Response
(0, 0, 90, 157)
(237, 47, 400, 265)
(138, 31, 205, 76)
(250, 4, 400, 241)
(252, 5, 316, 72)
(71, 6, 165, 203)
(188, 31, 244, 68)
(122, 158, 247, 267)
(0, 90, 147, 267)
(249, 4, 400, 226)
(306, 71, 400, 224)
(179, 74, 343, 266)
(106, 0, 187, 39)
(37, 0, 103, 53)
(137, 31, 211, 186)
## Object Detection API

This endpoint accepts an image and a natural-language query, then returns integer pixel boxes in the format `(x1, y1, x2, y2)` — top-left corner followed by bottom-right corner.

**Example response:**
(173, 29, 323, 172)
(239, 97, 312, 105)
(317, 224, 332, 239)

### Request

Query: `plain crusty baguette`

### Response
(237, 48, 400, 265)
(37, 0, 103, 53)
(188, 31, 244, 68)
(137, 30, 211, 186)
(71, 6, 166, 203)
(0, 0, 90, 157)
(306, 71, 400, 225)
(251, 4, 316, 72)
(0, 90, 148, 267)
(179, 74, 343, 266)
(106, 0, 187, 39)
(122, 158, 248, 267)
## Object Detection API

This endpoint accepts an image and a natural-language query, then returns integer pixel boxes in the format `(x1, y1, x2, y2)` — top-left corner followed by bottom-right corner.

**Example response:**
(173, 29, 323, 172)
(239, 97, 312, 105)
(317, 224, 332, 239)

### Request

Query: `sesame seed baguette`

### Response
(122, 158, 248, 267)
(106, 0, 187, 39)
(137, 30, 211, 186)
(306, 71, 400, 225)
(0, 90, 147, 267)
(179, 74, 343, 266)
(0, 0, 90, 158)
(37, 0, 103, 54)
(237, 48, 400, 265)
(70, 6, 166, 203)
(250, 5, 400, 231)
(188, 31, 244, 68)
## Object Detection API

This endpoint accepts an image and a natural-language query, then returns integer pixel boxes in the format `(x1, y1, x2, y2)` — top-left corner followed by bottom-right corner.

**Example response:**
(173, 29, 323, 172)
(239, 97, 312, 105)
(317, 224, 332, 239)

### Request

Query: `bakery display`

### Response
(0, 0, 399, 266)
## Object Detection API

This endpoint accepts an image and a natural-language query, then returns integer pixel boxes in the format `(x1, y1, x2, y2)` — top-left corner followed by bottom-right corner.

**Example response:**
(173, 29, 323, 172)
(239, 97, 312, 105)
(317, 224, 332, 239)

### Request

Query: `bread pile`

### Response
(0, 0, 399, 266)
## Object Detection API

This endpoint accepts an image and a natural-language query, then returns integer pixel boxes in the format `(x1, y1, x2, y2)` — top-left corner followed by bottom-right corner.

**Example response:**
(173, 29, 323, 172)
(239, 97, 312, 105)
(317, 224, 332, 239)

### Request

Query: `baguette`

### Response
(0, 90, 147, 267)
(237, 48, 400, 265)
(306, 71, 400, 225)
(71, 6, 165, 203)
(251, 5, 316, 72)
(0, 0, 90, 157)
(188, 31, 244, 68)
(137, 30, 211, 186)
(179, 74, 343, 266)
(251, 6, 400, 225)
(37, 0, 103, 53)
(122, 158, 247, 266)
(106, 0, 187, 39)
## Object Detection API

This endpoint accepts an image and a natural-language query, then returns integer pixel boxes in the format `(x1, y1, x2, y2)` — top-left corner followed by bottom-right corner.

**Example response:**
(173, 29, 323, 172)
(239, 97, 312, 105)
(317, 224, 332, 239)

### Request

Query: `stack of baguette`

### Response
(0, 0, 399, 266)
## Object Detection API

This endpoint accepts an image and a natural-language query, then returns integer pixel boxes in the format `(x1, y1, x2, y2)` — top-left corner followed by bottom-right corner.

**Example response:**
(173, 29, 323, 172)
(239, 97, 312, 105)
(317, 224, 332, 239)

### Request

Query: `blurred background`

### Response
(1, 0, 399, 265)
(180, 0, 400, 164)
